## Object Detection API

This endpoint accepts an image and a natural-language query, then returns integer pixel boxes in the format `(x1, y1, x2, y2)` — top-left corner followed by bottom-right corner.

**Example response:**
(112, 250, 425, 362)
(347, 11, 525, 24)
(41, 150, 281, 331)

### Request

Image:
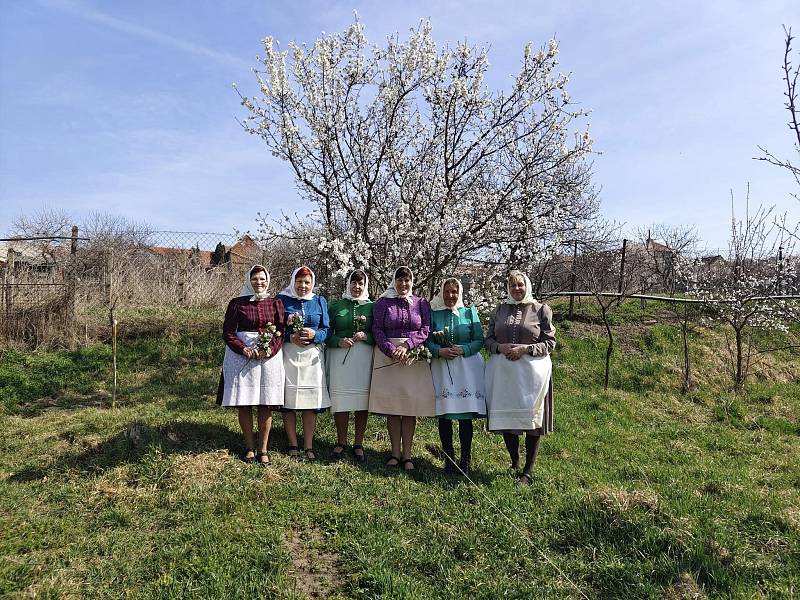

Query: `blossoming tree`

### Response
(237, 18, 597, 297)
(685, 200, 798, 389)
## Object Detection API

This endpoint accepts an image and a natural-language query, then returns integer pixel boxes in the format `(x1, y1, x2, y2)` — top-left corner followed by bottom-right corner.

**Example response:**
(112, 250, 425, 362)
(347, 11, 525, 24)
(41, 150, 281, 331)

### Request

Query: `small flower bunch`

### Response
(407, 345, 433, 364)
(353, 314, 367, 332)
(432, 326, 451, 346)
(255, 322, 281, 358)
(342, 314, 369, 365)
(432, 326, 453, 383)
(289, 313, 305, 334)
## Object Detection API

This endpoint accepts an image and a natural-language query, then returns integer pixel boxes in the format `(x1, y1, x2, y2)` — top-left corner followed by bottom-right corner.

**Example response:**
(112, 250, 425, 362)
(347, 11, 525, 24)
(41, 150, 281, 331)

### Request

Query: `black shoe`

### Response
(352, 444, 366, 463)
(331, 444, 346, 460)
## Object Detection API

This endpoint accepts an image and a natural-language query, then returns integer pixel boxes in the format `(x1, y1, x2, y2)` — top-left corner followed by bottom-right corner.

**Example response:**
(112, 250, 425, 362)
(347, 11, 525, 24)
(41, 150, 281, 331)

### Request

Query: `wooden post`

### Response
(70, 225, 79, 255)
(2, 249, 13, 341)
(568, 240, 577, 319)
(777, 245, 784, 295)
(617, 239, 628, 295)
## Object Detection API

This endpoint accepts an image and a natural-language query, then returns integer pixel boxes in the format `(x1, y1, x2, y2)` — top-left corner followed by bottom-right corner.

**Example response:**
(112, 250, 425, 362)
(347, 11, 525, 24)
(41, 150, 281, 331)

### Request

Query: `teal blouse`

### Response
(326, 298, 375, 348)
(425, 306, 484, 358)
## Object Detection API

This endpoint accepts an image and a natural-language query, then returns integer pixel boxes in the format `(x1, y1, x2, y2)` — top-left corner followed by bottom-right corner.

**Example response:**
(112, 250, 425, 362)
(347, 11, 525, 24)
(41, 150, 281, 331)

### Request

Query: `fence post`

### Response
(65, 227, 79, 348)
(104, 249, 114, 306)
(777, 245, 783, 295)
(617, 239, 628, 295)
(3, 249, 13, 341)
(568, 240, 577, 319)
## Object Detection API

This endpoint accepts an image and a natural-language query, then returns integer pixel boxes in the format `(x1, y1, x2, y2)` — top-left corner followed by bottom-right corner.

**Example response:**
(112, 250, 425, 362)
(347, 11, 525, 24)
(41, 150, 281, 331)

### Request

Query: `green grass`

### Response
(1, 318, 798, 599)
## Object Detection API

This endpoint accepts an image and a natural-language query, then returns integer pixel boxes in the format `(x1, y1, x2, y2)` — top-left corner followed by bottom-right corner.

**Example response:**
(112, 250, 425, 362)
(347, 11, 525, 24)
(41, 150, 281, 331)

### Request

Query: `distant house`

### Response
(226, 235, 264, 270)
(148, 246, 214, 269)
(0, 240, 62, 274)
(145, 235, 263, 272)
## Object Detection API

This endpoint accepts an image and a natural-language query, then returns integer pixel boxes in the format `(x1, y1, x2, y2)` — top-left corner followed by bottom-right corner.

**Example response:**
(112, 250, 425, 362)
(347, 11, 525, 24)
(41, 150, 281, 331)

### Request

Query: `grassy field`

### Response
(1, 304, 798, 599)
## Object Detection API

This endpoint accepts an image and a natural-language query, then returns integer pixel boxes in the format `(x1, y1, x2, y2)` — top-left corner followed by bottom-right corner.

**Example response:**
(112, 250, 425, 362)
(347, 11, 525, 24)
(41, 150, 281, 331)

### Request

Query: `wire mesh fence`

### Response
(1, 227, 797, 348)
(0, 229, 275, 346)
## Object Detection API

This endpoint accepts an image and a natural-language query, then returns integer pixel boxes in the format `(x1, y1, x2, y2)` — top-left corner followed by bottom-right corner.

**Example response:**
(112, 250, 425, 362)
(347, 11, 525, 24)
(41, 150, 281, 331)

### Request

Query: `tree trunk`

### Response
(680, 307, 692, 394)
(602, 305, 613, 390)
(734, 327, 744, 390)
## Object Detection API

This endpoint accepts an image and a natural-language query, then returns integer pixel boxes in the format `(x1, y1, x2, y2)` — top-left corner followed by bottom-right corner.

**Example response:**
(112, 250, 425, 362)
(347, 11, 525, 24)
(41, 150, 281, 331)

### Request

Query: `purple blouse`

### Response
(372, 296, 432, 357)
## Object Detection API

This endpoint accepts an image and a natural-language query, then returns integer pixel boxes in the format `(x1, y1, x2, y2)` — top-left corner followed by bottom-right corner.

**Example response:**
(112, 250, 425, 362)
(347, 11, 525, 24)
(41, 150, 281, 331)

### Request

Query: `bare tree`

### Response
(633, 223, 701, 295)
(80, 211, 153, 251)
(10, 207, 73, 264)
(574, 222, 636, 390)
(756, 25, 800, 198)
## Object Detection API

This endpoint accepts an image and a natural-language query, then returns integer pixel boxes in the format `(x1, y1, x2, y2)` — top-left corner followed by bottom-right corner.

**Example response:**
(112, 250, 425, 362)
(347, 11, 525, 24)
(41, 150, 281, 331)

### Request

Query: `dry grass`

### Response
(590, 486, 661, 514)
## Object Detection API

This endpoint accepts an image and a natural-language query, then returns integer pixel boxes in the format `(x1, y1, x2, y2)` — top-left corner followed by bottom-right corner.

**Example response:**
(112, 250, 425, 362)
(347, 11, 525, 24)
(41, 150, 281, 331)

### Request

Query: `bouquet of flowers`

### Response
(407, 345, 433, 364)
(354, 314, 367, 332)
(289, 313, 305, 334)
(342, 314, 369, 365)
(374, 344, 432, 370)
(254, 322, 281, 358)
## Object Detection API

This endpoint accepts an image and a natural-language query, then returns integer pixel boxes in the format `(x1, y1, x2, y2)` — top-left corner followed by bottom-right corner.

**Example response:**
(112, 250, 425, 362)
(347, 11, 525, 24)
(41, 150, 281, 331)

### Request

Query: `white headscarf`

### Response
(342, 269, 371, 305)
(430, 277, 464, 315)
(240, 265, 271, 301)
(379, 266, 414, 299)
(504, 270, 535, 305)
(279, 266, 316, 301)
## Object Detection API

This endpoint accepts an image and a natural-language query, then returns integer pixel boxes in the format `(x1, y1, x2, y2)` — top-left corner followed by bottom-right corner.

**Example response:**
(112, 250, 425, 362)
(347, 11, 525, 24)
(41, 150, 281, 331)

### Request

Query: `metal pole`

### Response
(112, 319, 118, 409)
(617, 239, 628, 294)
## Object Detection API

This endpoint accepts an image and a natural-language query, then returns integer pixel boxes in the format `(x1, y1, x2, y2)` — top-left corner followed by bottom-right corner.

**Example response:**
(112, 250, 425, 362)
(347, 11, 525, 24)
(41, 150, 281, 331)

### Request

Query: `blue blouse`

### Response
(276, 294, 331, 344)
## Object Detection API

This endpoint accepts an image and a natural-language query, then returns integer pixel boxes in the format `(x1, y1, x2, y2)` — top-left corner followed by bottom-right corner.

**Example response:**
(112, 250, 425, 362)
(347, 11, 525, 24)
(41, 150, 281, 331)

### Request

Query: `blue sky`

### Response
(1, 0, 798, 251)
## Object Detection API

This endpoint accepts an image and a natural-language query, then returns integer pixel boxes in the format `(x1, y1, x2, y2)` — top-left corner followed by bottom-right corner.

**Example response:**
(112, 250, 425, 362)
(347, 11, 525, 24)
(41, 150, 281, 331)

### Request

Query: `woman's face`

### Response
(395, 276, 412, 296)
(349, 277, 365, 298)
(509, 276, 526, 301)
(294, 274, 313, 297)
(250, 271, 268, 294)
(443, 281, 460, 308)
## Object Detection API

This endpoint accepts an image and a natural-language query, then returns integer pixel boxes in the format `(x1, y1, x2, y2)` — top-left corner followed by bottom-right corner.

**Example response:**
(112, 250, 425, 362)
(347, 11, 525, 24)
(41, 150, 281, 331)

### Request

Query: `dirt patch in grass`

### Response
(663, 572, 707, 599)
(591, 486, 661, 514)
(284, 528, 341, 599)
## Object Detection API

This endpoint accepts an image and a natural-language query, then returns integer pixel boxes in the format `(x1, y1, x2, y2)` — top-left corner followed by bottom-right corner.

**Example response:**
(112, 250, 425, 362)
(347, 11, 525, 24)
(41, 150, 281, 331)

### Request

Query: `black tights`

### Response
(502, 432, 541, 474)
(437, 418, 473, 465)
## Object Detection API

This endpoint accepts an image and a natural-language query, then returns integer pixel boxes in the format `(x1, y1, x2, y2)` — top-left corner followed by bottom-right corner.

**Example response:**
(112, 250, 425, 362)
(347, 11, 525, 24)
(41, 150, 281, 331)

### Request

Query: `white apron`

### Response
(283, 342, 332, 410)
(368, 338, 436, 417)
(431, 352, 486, 417)
(485, 353, 552, 431)
(221, 332, 285, 407)
(326, 343, 373, 412)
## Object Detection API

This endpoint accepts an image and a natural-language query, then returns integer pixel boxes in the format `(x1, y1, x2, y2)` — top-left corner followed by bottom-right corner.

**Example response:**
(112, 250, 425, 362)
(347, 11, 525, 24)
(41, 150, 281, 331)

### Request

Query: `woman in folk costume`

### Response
(325, 269, 374, 462)
(276, 266, 331, 460)
(484, 270, 555, 486)
(426, 277, 486, 475)
(218, 265, 286, 465)
(369, 266, 435, 472)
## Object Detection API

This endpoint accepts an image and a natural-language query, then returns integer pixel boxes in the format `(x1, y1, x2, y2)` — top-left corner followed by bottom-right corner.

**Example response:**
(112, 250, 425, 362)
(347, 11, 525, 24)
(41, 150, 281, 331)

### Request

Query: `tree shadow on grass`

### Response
(8, 419, 252, 483)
